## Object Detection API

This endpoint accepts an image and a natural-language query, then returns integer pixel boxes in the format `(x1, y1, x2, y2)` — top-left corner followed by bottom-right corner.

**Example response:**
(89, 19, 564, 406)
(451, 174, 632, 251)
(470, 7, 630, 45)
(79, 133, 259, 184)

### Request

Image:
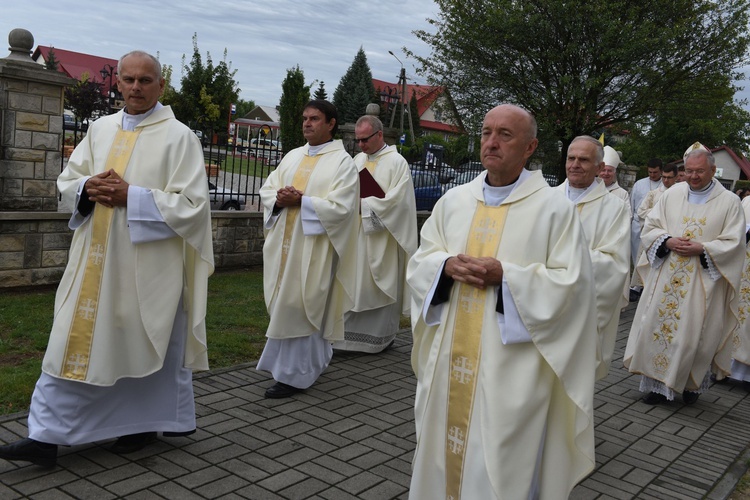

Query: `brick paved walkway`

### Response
(1, 302, 750, 499)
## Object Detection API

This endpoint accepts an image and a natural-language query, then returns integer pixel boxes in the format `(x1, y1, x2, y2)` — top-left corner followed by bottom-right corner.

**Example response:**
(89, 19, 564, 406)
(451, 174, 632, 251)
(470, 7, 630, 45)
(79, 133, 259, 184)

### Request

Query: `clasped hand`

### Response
(445, 254, 503, 289)
(666, 237, 704, 257)
(276, 186, 303, 207)
(85, 169, 129, 208)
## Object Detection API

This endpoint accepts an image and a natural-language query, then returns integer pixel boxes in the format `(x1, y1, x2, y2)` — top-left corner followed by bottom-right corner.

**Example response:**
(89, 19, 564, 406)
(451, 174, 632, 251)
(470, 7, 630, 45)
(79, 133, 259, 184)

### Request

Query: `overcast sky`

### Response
(1, 0, 440, 107)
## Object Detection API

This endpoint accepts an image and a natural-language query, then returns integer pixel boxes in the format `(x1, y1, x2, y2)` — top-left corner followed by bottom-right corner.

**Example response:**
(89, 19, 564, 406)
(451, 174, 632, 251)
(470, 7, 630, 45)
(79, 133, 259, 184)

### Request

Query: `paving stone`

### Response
(174, 465, 231, 489)
(257, 468, 308, 493)
(336, 470, 384, 495)
(194, 474, 251, 499)
(278, 477, 328, 500)
(106, 471, 166, 496)
(233, 484, 286, 500)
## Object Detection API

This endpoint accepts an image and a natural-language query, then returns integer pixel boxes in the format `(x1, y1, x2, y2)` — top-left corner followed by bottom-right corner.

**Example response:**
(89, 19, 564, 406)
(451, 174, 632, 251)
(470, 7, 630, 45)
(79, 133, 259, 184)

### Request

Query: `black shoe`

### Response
(642, 392, 667, 405)
(110, 432, 157, 454)
(682, 390, 700, 405)
(0, 438, 57, 467)
(264, 382, 303, 399)
(162, 429, 196, 437)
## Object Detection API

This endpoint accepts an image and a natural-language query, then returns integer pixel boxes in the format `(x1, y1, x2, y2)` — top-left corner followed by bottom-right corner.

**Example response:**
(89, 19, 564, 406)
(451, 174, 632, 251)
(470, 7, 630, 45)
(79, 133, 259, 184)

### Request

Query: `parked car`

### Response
(208, 181, 245, 211)
(249, 138, 283, 163)
(410, 169, 443, 211)
(456, 160, 484, 173)
(410, 160, 457, 184)
(63, 114, 88, 132)
(442, 169, 484, 193)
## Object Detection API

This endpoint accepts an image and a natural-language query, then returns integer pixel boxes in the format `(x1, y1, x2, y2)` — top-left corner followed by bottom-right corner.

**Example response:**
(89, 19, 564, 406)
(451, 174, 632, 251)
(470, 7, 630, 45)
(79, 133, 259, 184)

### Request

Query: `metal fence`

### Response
(61, 125, 472, 212)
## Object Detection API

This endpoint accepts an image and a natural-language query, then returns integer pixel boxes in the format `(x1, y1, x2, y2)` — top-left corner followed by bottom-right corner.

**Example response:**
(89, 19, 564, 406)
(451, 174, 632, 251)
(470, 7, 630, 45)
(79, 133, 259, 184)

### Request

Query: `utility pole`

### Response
(388, 51, 415, 145)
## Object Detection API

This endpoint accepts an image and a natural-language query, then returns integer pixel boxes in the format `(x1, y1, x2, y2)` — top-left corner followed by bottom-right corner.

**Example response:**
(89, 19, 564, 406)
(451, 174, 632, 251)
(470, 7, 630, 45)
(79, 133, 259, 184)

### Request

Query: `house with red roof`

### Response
(32, 46, 121, 109)
(372, 78, 464, 138)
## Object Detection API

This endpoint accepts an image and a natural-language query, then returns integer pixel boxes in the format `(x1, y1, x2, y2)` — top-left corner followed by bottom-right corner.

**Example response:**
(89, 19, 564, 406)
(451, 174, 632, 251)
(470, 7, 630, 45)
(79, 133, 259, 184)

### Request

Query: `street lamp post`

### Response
(100, 63, 117, 115)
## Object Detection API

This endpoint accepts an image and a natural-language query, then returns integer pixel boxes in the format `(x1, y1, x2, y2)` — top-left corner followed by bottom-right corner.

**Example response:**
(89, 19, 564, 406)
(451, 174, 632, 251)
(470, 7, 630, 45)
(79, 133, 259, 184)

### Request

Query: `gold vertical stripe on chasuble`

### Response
(277, 155, 322, 287)
(61, 129, 141, 380)
(445, 202, 509, 500)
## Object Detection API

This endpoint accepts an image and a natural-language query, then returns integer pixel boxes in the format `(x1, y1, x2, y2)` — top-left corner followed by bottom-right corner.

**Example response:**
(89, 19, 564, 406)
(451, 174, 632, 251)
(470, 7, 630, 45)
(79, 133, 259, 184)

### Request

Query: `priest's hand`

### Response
(445, 254, 503, 289)
(85, 169, 129, 208)
(668, 237, 704, 257)
(276, 186, 303, 207)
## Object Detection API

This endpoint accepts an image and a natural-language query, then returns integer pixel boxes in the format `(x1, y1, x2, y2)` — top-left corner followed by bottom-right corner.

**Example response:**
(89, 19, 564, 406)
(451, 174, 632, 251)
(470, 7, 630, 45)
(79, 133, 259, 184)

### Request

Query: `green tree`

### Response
(172, 33, 240, 136)
(235, 98, 256, 119)
(333, 47, 377, 125)
(314, 81, 328, 100)
(45, 47, 59, 71)
(409, 0, 750, 180)
(618, 74, 750, 166)
(159, 63, 179, 108)
(64, 72, 108, 124)
(279, 65, 311, 153)
(408, 92, 422, 140)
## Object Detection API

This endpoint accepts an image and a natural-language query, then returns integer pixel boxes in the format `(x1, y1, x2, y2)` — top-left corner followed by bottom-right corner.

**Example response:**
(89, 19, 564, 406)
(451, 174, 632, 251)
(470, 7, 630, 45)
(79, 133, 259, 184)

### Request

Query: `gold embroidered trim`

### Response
(445, 203, 508, 500)
(62, 129, 141, 380)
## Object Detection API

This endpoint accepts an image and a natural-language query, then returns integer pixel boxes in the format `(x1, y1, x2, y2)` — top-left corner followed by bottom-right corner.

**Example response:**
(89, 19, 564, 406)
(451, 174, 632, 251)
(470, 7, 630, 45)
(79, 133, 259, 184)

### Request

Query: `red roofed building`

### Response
(372, 78, 464, 138)
(31, 46, 121, 108)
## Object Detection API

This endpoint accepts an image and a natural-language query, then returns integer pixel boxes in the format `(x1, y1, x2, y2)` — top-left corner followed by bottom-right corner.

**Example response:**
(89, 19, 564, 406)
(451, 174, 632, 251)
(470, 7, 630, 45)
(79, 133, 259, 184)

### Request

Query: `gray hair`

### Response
(356, 115, 383, 132)
(685, 148, 716, 167)
(117, 50, 162, 78)
(569, 135, 604, 164)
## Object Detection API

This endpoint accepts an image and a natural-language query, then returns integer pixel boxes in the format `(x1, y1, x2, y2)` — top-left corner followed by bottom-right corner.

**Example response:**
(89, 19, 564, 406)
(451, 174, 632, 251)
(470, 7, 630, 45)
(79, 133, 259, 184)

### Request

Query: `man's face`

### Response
(480, 105, 537, 184)
(661, 171, 677, 189)
(647, 167, 662, 182)
(599, 165, 617, 186)
(677, 170, 686, 182)
(684, 155, 716, 190)
(566, 140, 603, 189)
(302, 107, 335, 146)
(117, 54, 164, 115)
(354, 122, 384, 155)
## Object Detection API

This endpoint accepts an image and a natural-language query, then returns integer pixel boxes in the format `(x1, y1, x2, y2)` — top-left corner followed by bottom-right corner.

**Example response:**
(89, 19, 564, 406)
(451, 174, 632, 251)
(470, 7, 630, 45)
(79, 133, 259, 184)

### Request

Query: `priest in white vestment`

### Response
(600, 145, 631, 210)
(730, 195, 750, 383)
(408, 105, 597, 499)
(624, 144, 745, 405)
(0, 51, 214, 467)
(333, 115, 417, 353)
(556, 136, 630, 381)
(258, 100, 359, 399)
(630, 158, 663, 296)
(631, 164, 679, 287)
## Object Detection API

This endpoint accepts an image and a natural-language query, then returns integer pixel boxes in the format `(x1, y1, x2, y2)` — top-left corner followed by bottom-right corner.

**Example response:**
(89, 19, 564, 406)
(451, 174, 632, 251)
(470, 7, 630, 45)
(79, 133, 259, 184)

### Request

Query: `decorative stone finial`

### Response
(7, 28, 34, 62)
(366, 103, 381, 116)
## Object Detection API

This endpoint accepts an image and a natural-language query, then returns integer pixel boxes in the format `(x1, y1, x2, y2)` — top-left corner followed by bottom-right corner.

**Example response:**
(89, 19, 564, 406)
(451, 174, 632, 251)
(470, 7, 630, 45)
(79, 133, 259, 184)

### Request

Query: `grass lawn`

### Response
(0, 268, 268, 416)
(207, 155, 276, 179)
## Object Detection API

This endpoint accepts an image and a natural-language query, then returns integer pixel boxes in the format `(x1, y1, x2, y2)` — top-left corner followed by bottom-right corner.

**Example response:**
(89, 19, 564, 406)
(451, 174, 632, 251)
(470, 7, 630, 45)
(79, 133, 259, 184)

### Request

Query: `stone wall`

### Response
(0, 210, 431, 289)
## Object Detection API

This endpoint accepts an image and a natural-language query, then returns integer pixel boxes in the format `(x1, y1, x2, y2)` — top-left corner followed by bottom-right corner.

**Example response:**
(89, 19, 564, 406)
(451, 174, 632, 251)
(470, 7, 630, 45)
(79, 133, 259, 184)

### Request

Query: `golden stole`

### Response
(61, 129, 141, 380)
(445, 202, 509, 499)
(277, 155, 321, 286)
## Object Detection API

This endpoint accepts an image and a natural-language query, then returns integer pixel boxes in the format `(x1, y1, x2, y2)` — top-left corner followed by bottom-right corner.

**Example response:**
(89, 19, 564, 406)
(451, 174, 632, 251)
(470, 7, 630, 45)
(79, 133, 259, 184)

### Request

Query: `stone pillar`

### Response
(618, 164, 638, 192)
(0, 28, 74, 211)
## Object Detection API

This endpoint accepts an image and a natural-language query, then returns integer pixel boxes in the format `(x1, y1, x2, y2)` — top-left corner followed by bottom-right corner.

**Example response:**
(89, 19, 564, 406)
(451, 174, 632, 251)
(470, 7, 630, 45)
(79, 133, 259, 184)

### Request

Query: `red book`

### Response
(359, 168, 385, 198)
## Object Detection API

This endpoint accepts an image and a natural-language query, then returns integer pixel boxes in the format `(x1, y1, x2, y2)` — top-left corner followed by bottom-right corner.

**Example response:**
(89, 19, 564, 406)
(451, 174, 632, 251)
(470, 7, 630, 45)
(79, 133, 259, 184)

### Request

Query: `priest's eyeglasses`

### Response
(684, 169, 708, 176)
(355, 131, 379, 143)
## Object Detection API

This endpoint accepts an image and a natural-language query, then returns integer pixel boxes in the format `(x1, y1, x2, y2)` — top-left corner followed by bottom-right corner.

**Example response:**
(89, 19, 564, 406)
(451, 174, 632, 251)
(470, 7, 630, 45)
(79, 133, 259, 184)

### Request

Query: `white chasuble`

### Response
(731, 196, 750, 377)
(624, 182, 745, 392)
(49, 106, 213, 386)
(556, 180, 630, 380)
(260, 140, 359, 342)
(408, 170, 596, 500)
(336, 146, 418, 352)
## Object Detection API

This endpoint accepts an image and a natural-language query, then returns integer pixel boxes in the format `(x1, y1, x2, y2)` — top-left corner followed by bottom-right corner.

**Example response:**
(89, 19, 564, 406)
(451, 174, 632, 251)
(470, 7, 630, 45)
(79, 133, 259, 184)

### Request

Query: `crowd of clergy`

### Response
(2, 51, 750, 497)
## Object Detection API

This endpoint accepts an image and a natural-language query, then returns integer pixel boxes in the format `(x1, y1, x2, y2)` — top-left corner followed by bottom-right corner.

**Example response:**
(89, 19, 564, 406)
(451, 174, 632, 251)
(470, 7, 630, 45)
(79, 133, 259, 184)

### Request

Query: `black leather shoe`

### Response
(0, 438, 57, 467)
(642, 392, 667, 405)
(110, 432, 157, 454)
(264, 382, 303, 399)
(682, 390, 700, 405)
(162, 429, 196, 437)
